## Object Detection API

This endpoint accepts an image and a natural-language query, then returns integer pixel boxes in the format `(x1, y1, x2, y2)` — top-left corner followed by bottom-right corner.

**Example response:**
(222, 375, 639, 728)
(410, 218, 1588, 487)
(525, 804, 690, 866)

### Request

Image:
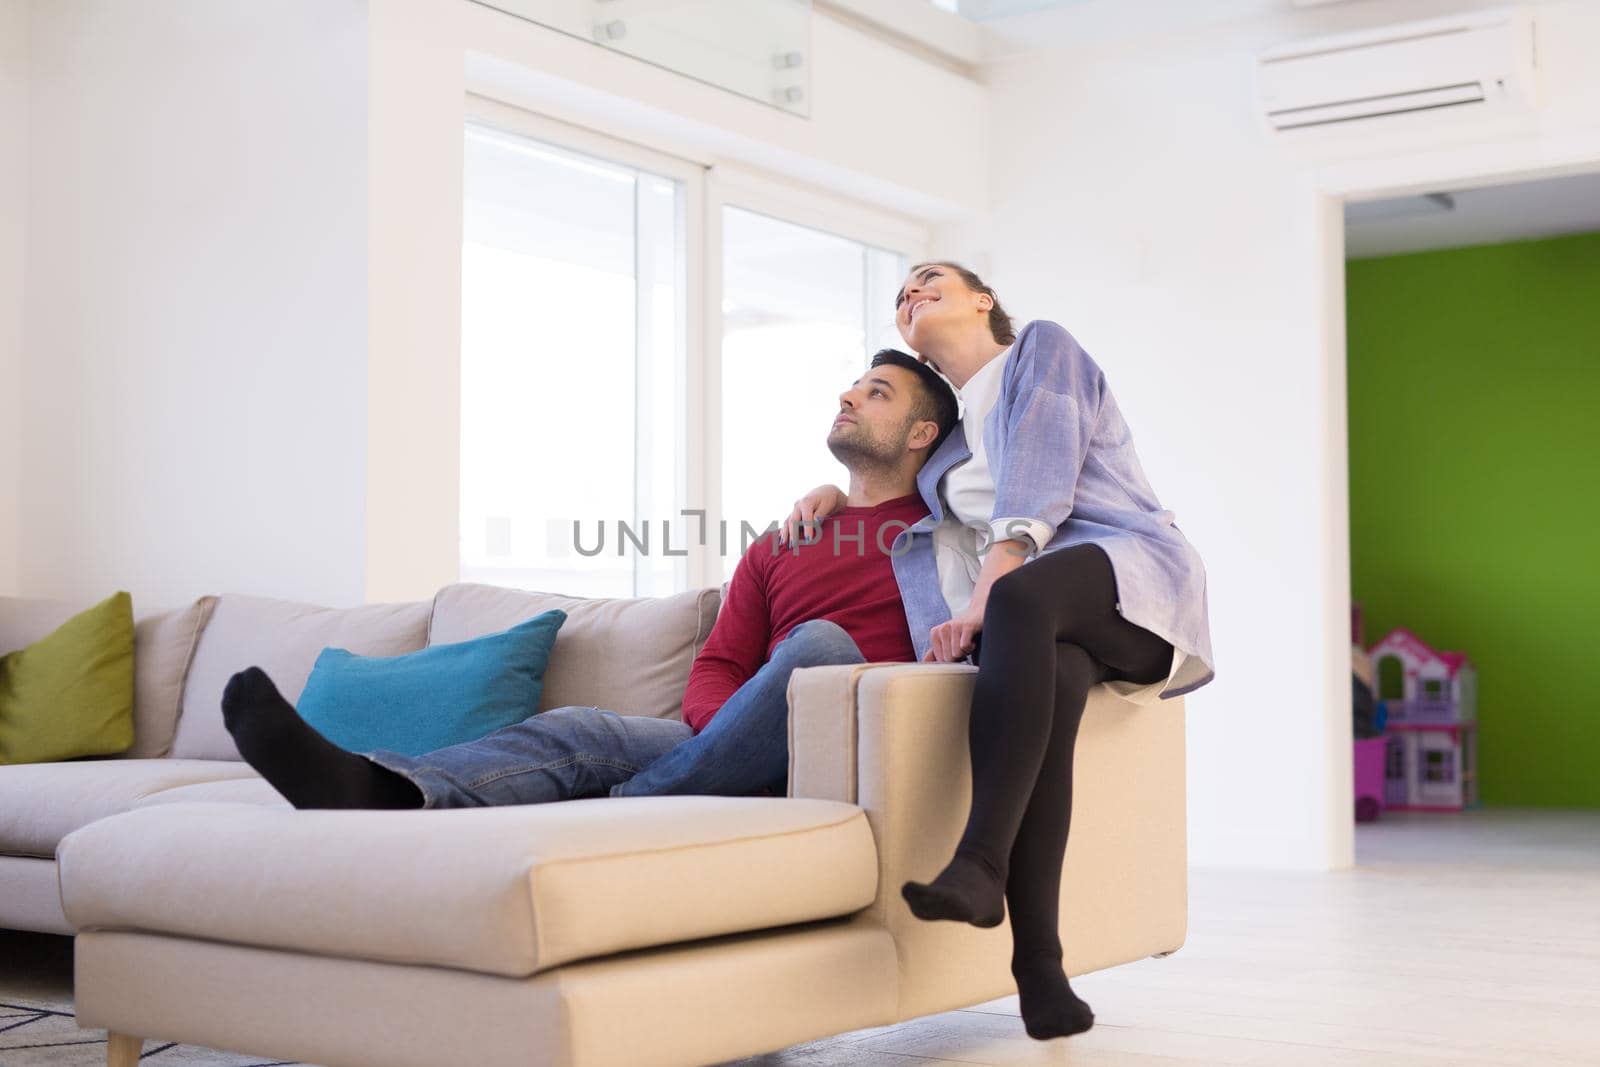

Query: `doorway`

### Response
(1335, 167, 1600, 865)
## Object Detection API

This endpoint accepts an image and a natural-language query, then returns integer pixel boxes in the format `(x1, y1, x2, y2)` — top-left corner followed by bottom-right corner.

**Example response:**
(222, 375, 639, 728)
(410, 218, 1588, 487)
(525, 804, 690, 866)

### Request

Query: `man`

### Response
(221, 350, 958, 809)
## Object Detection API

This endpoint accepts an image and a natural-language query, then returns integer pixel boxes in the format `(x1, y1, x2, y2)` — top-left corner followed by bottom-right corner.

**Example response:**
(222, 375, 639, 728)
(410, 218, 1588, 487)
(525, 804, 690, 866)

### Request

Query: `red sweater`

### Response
(681, 493, 929, 733)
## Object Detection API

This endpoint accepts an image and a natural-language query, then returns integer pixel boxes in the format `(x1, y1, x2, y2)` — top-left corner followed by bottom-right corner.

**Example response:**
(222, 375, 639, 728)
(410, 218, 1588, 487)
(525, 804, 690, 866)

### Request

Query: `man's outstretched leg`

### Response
(611, 619, 865, 798)
(222, 667, 692, 809)
(222, 667, 423, 809)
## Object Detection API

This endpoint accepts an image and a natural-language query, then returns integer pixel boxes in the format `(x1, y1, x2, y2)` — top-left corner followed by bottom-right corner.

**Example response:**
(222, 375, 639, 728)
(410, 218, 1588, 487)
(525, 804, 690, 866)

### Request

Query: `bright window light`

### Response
(459, 125, 685, 598)
(720, 207, 906, 579)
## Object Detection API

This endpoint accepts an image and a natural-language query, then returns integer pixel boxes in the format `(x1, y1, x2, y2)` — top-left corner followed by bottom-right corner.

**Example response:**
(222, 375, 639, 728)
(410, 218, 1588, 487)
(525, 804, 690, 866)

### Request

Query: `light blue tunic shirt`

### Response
(890, 319, 1216, 700)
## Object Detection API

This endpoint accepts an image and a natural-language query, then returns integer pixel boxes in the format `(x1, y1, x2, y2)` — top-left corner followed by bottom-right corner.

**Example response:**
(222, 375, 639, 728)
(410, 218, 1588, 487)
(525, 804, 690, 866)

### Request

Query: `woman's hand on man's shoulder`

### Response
(777, 484, 847, 547)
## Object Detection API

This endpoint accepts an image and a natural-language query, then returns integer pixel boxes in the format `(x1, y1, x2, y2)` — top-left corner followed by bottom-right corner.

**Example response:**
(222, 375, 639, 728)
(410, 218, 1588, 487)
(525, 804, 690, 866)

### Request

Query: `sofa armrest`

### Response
(786, 661, 1187, 1021)
(787, 662, 978, 806)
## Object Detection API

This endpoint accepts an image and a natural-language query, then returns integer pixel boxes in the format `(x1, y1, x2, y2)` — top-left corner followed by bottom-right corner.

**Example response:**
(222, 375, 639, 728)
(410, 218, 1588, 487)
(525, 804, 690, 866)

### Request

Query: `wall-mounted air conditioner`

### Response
(1257, 7, 1537, 134)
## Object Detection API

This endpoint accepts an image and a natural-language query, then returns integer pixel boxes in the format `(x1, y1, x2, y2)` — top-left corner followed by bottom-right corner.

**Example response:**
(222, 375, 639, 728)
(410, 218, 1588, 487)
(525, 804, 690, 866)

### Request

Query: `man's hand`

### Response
(924, 602, 984, 663)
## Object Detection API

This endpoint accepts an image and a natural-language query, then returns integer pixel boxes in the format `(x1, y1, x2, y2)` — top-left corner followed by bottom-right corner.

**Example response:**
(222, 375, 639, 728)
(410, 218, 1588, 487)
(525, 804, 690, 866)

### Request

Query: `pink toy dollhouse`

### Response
(1368, 627, 1479, 812)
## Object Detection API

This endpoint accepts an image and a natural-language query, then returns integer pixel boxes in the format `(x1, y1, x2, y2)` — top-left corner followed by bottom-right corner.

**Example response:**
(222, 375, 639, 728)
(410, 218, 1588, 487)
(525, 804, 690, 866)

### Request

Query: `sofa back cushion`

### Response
(172, 595, 432, 761)
(0, 596, 216, 760)
(127, 598, 217, 758)
(428, 584, 720, 722)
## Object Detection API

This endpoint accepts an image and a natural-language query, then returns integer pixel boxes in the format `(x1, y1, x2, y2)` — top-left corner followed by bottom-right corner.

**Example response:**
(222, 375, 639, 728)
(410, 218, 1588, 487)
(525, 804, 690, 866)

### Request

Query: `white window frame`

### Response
(461, 93, 931, 592)
(463, 94, 709, 594)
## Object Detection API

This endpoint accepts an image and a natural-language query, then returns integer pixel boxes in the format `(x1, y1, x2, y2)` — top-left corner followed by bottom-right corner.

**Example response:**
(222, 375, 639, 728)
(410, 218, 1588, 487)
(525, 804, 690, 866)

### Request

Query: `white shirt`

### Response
(942, 347, 1007, 547)
(935, 345, 1051, 615)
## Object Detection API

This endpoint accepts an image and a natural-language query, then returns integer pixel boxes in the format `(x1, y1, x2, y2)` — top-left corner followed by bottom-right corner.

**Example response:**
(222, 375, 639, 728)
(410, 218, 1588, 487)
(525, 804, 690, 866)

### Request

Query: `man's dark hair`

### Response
(870, 349, 959, 454)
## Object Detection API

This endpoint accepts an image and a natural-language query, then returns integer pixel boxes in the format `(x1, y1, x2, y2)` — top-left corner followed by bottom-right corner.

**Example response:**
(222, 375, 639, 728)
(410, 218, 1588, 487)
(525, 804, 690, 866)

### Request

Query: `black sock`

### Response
(899, 849, 1006, 928)
(1012, 954, 1095, 1040)
(220, 667, 422, 810)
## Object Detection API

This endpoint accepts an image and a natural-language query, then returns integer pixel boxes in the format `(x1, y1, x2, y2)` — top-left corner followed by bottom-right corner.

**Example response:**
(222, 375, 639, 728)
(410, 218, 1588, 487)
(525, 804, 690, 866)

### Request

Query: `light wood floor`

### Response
(4, 808, 1597, 1065)
(728, 808, 1600, 1066)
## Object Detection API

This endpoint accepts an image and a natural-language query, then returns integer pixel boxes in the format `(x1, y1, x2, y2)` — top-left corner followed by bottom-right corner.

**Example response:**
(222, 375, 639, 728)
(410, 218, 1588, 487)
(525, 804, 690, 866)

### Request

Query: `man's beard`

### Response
(827, 420, 905, 474)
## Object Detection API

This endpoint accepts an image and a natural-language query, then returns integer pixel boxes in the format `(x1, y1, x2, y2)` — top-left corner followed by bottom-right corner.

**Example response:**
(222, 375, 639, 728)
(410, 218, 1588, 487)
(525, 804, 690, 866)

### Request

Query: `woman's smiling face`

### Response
(894, 263, 988, 352)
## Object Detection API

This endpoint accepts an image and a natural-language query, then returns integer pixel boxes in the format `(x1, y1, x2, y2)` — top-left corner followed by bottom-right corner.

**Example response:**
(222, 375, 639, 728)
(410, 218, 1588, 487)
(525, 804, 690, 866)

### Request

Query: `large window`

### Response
(459, 123, 687, 597)
(719, 208, 906, 578)
(459, 107, 921, 596)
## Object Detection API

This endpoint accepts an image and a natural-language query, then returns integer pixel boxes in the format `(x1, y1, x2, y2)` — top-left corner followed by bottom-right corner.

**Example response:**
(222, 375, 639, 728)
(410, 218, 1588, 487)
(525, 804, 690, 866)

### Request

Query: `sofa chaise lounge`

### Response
(0, 583, 1187, 1067)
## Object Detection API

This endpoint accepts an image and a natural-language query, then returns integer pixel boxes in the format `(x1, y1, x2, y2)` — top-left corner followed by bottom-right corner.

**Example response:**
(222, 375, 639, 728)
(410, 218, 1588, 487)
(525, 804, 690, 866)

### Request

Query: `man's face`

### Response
(826, 365, 925, 468)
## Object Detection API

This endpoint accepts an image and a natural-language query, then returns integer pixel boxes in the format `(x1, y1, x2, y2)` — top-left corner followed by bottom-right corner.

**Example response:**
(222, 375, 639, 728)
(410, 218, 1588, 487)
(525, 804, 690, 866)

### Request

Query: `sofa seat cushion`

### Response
(132, 776, 289, 810)
(59, 796, 878, 978)
(0, 759, 261, 857)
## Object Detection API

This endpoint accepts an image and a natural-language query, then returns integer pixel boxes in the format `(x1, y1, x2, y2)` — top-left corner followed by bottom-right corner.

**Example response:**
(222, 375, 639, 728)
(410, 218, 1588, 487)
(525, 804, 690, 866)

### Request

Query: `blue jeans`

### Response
(365, 620, 864, 808)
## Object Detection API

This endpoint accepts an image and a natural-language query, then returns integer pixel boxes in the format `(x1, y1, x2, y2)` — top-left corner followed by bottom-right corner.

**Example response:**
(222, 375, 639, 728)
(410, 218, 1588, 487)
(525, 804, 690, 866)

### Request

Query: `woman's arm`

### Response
(989, 320, 1103, 549)
(923, 537, 1029, 662)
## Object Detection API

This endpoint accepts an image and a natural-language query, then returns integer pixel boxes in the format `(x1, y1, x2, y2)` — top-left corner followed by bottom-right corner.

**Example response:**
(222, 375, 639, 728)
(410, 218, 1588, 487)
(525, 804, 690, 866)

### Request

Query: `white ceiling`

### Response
(1344, 171, 1600, 260)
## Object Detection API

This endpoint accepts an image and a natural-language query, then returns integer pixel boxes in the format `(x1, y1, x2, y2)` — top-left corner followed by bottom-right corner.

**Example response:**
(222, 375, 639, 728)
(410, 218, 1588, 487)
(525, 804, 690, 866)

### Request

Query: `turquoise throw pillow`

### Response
(297, 610, 566, 757)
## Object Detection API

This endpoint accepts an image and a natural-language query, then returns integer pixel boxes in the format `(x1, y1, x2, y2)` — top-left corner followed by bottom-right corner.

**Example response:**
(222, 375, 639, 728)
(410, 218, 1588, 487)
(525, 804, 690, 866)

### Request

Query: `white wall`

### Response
(460, 0, 989, 222)
(363, 0, 464, 604)
(0, 0, 25, 595)
(978, 0, 1600, 869)
(19, 0, 370, 614)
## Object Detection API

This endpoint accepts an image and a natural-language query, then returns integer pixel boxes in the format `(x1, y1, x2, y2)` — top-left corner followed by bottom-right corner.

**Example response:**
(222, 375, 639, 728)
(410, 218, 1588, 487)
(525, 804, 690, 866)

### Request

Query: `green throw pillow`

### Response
(0, 591, 136, 765)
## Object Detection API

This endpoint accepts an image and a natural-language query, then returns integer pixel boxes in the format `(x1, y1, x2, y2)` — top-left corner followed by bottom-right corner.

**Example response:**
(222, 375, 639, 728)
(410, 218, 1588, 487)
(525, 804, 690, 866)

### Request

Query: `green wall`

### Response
(1347, 231, 1600, 810)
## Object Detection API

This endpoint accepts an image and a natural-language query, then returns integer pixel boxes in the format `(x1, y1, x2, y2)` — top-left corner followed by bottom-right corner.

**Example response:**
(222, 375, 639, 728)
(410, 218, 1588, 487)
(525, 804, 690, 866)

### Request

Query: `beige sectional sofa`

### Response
(1, 583, 1187, 1067)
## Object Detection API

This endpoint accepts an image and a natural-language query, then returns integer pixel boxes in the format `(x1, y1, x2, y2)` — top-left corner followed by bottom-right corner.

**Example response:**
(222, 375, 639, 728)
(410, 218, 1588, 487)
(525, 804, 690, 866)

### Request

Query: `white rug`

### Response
(0, 998, 309, 1066)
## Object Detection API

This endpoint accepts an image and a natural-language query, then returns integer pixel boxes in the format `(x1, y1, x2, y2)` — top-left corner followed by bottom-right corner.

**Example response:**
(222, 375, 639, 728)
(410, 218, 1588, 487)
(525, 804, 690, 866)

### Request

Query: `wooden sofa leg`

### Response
(106, 1032, 143, 1067)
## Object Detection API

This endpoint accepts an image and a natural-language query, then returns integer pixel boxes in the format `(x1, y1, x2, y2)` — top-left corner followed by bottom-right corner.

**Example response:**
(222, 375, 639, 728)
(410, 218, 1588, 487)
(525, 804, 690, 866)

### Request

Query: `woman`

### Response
(780, 263, 1215, 1041)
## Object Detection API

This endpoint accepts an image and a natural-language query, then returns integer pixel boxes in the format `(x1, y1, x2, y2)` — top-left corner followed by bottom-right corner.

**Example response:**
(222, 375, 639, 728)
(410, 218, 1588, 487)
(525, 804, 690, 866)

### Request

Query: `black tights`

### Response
(902, 542, 1173, 1039)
